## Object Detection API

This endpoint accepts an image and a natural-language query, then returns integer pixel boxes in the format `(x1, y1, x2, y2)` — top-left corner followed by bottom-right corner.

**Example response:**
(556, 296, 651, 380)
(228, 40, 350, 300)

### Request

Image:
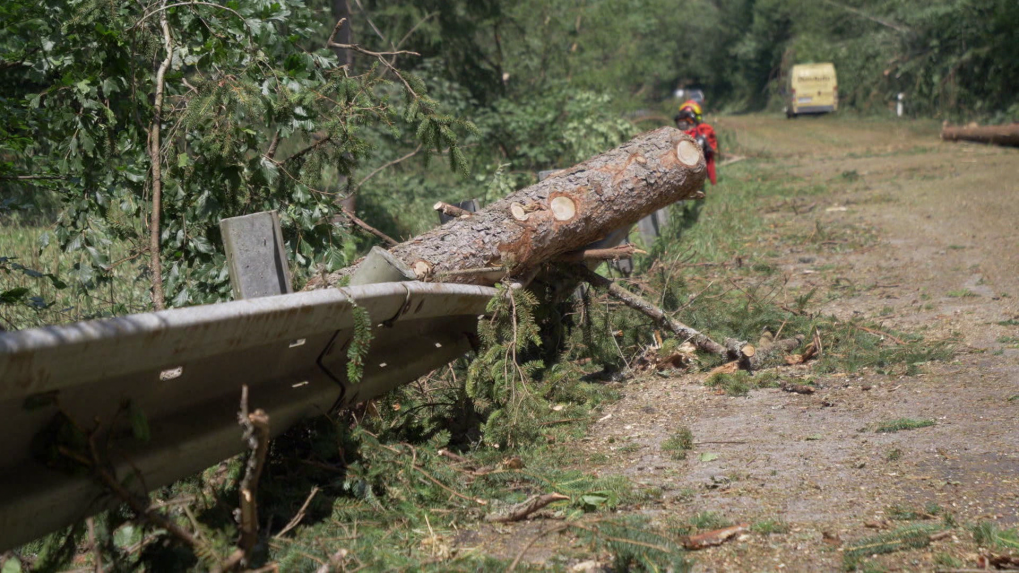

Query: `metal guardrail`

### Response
(0, 281, 496, 551)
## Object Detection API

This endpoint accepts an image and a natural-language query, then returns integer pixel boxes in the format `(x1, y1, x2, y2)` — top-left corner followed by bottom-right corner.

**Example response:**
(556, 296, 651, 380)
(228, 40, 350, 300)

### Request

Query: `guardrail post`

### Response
(348, 246, 417, 286)
(220, 211, 293, 299)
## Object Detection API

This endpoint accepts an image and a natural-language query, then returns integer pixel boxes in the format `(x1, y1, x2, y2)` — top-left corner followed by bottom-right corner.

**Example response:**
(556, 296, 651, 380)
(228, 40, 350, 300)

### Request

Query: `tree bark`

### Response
(308, 127, 706, 289)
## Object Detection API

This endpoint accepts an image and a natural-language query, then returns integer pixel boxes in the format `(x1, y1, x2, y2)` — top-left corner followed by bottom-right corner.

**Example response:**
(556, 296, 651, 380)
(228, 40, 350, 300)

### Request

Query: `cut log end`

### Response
(510, 202, 529, 222)
(412, 260, 432, 278)
(676, 139, 702, 167)
(550, 196, 577, 221)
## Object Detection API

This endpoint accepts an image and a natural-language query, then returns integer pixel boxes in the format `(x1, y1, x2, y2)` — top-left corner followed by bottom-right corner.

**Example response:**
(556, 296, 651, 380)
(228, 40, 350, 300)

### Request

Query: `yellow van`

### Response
(786, 63, 838, 118)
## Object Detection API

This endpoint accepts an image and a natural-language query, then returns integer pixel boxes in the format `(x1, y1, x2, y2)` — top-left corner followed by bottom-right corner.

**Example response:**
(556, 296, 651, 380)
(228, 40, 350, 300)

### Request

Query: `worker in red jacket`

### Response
(674, 100, 718, 185)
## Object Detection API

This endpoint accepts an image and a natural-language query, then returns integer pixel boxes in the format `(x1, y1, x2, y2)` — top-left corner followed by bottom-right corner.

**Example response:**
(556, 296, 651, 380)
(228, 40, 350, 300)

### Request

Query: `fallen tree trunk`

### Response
(307, 127, 706, 288)
(941, 123, 1019, 147)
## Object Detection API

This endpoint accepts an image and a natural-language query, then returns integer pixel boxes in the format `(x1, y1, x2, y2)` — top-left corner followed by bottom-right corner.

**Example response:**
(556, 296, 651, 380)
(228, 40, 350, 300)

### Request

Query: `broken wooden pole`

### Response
(307, 127, 706, 289)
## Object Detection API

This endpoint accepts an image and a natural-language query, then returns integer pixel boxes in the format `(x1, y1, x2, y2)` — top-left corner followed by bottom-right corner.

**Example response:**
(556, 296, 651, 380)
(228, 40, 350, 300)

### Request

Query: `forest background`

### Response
(2, 0, 1017, 326)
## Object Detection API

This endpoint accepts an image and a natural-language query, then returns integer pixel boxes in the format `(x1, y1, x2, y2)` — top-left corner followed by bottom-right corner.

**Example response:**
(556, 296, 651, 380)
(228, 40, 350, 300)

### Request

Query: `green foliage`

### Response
(1, 0, 475, 313)
(346, 303, 374, 384)
(688, 511, 733, 531)
(464, 284, 591, 448)
(874, 418, 935, 433)
(576, 517, 691, 573)
(751, 518, 790, 535)
(661, 427, 695, 460)
(972, 521, 1019, 550)
(0, 256, 67, 329)
(843, 523, 943, 569)
(706, 370, 781, 397)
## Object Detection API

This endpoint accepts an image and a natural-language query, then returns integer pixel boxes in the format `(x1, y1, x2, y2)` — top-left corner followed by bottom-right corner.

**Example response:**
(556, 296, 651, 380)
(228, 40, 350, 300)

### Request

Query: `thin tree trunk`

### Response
(148, 4, 172, 310)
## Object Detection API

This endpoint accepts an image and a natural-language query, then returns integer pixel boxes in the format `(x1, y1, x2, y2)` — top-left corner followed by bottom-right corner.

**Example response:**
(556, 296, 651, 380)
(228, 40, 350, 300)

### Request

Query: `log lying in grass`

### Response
(941, 123, 1019, 147)
(307, 127, 706, 288)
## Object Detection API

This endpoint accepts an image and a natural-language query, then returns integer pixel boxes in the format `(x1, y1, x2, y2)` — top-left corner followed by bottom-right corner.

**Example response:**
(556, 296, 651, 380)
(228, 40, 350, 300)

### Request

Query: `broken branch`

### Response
(341, 208, 398, 247)
(236, 385, 271, 565)
(433, 201, 473, 219)
(568, 263, 728, 357)
(485, 493, 570, 523)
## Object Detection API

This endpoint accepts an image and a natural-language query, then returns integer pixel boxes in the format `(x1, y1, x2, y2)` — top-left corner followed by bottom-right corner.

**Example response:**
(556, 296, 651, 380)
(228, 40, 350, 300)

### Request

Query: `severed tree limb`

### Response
(568, 264, 728, 357)
(557, 244, 645, 263)
(273, 486, 319, 539)
(235, 385, 271, 567)
(341, 208, 398, 246)
(484, 493, 570, 523)
(433, 201, 473, 219)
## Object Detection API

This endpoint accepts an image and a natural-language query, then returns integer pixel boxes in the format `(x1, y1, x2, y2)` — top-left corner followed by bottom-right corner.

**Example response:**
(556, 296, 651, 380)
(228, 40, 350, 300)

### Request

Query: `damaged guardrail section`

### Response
(0, 281, 496, 551)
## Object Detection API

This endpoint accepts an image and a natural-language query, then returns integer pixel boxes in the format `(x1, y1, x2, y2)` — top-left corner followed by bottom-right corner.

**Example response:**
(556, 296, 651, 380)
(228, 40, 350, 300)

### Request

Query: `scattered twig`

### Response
(358, 144, 423, 189)
(507, 524, 569, 571)
(414, 463, 487, 505)
(718, 155, 746, 167)
(274, 486, 320, 539)
(682, 523, 749, 550)
(694, 441, 749, 445)
(791, 201, 818, 215)
(68, 427, 212, 560)
(856, 324, 906, 345)
(437, 448, 469, 464)
(485, 493, 570, 523)
(341, 208, 398, 247)
(235, 385, 271, 566)
(327, 18, 422, 98)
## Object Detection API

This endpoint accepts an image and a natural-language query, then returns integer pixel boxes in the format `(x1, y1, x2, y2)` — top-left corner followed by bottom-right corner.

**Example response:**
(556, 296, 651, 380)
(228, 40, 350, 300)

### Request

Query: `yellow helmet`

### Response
(678, 100, 703, 123)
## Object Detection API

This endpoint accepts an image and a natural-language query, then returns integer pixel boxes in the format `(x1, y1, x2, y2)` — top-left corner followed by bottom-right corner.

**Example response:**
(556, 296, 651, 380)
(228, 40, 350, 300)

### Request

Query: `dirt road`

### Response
(582, 116, 1019, 571)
